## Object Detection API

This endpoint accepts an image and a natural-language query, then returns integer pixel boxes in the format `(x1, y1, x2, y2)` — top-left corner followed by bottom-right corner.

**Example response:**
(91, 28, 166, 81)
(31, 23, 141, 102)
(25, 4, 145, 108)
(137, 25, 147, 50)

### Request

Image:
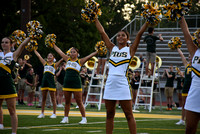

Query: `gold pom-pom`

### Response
(10, 30, 26, 47)
(95, 41, 107, 56)
(25, 40, 38, 52)
(45, 34, 56, 48)
(81, 0, 102, 23)
(168, 37, 182, 50)
(141, 1, 162, 26)
(26, 20, 43, 39)
(66, 47, 73, 56)
(192, 29, 200, 48)
(163, 0, 192, 21)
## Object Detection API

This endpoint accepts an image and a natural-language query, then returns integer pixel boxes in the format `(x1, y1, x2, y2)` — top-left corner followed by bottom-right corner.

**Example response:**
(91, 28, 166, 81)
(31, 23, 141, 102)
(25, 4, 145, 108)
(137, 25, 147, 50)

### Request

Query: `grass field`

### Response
(1, 103, 200, 134)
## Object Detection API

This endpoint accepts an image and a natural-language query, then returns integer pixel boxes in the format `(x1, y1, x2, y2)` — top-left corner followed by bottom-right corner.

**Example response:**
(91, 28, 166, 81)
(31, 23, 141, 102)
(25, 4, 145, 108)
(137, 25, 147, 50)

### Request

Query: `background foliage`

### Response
(0, 0, 199, 68)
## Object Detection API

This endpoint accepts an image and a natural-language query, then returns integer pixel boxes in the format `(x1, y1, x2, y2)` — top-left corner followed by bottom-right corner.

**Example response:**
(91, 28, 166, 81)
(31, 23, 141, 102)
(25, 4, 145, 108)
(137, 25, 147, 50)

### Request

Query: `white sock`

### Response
(64, 117, 68, 120)
(82, 117, 86, 120)
(0, 124, 3, 126)
(11, 133, 16, 134)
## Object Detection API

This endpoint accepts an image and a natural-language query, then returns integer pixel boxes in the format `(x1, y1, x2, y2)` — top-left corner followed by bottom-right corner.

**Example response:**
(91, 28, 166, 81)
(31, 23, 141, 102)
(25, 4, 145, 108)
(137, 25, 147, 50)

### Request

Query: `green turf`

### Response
(1, 103, 200, 134)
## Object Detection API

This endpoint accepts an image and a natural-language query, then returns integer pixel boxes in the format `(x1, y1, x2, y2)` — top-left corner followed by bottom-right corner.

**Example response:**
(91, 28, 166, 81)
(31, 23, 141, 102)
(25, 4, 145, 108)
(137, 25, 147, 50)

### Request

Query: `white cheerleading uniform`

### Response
(185, 49, 200, 113)
(43, 63, 56, 75)
(103, 46, 132, 100)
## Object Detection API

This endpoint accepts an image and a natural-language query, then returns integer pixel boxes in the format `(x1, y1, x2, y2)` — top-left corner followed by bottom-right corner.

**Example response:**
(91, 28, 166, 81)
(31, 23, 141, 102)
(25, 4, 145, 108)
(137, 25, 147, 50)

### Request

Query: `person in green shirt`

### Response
(162, 65, 176, 110)
(144, 27, 163, 77)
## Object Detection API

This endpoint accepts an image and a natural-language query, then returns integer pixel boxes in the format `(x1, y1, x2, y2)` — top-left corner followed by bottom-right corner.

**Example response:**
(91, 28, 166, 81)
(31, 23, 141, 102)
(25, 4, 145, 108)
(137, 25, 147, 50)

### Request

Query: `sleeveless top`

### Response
(183, 63, 192, 90)
(63, 58, 82, 91)
(41, 62, 56, 90)
(0, 52, 17, 98)
(108, 46, 131, 76)
(0, 52, 15, 74)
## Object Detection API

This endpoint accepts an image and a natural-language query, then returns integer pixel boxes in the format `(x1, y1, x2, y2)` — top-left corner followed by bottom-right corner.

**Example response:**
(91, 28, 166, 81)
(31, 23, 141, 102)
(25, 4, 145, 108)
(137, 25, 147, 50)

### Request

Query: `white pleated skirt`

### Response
(185, 78, 200, 113)
(103, 75, 132, 100)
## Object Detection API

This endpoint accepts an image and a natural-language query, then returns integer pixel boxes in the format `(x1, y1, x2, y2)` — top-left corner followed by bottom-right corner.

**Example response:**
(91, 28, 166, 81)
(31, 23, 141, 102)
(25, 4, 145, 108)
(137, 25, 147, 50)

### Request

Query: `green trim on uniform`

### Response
(63, 59, 82, 91)
(41, 72, 56, 89)
(0, 60, 17, 98)
(182, 64, 192, 94)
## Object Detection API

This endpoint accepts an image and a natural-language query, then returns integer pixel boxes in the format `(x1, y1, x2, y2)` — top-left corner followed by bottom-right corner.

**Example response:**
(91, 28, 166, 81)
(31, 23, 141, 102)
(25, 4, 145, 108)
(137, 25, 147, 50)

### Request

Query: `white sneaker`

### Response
(76, 105, 79, 109)
(175, 120, 185, 125)
(57, 104, 64, 108)
(50, 114, 56, 118)
(37, 114, 45, 118)
(60, 117, 69, 123)
(79, 118, 87, 124)
(177, 107, 182, 110)
(152, 106, 155, 109)
(0, 124, 4, 129)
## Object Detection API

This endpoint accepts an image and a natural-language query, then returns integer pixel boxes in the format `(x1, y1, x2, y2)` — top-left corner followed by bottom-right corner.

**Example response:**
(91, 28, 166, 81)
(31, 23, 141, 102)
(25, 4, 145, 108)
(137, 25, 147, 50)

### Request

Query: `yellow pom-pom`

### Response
(45, 34, 56, 48)
(81, 0, 102, 23)
(25, 40, 38, 52)
(141, 1, 162, 26)
(192, 29, 200, 48)
(95, 41, 107, 56)
(26, 20, 43, 39)
(163, 0, 192, 21)
(168, 37, 182, 50)
(66, 47, 73, 56)
(10, 30, 26, 47)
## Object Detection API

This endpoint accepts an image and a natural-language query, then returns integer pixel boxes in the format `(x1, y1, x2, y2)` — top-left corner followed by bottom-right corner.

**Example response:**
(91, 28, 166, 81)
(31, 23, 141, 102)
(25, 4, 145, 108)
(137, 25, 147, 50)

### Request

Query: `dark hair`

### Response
(71, 47, 79, 53)
(119, 30, 130, 40)
(148, 27, 154, 34)
(28, 68, 33, 72)
(2, 37, 13, 44)
(48, 52, 55, 57)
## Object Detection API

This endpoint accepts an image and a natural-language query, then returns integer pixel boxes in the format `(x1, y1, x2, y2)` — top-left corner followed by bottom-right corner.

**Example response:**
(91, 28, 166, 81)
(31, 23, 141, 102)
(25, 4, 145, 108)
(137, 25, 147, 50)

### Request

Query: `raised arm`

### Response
(53, 44, 69, 61)
(179, 17, 197, 57)
(130, 22, 148, 57)
(80, 51, 98, 66)
(34, 50, 46, 66)
(95, 18, 115, 52)
(177, 48, 188, 67)
(13, 37, 30, 61)
(159, 34, 164, 41)
(55, 58, 64, 69)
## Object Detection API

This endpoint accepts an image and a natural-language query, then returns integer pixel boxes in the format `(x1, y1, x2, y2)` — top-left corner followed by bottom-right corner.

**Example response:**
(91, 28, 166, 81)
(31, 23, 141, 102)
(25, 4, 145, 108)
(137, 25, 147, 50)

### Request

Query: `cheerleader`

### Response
(94, 17, 148, 134)
(0, 37, 30, 134)
(53, 44, 98, 124)
(179, 17, 200, 134)
(34, 50, 63, 119)
(175, 48, 192, 126)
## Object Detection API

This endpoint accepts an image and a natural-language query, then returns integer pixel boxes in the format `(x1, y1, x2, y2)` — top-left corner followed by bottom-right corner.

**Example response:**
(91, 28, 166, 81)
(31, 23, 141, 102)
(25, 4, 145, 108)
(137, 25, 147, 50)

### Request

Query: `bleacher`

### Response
(110, 15, 200, 88)
(133, 28, 197, 87)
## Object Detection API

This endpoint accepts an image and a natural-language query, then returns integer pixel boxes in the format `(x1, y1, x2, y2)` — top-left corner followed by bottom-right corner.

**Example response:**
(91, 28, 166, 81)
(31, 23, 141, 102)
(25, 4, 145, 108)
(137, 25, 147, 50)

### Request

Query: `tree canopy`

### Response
(0, 0, 199, 68)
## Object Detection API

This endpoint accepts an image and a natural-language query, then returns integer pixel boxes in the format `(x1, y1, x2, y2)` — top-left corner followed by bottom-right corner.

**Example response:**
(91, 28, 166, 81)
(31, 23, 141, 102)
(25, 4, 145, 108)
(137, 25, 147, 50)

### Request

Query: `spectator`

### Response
(55, 61, 65, 108)
(17, 58, 32, 105)
(144, 27, 163, 77)
(25, 68, 35, 106)
(131, 71, 140, 105)
(162, 65, 176, 110)
(175, 67, 184, 110)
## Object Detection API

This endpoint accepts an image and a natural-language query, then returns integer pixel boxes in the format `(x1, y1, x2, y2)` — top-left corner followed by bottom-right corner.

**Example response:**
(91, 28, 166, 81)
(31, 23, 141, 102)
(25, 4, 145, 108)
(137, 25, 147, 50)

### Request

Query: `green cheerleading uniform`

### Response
(0, 52, 17, 99)
(41, 62, 56, 91)
(63, 58, 82, 91)
(182, 64, 192, 96)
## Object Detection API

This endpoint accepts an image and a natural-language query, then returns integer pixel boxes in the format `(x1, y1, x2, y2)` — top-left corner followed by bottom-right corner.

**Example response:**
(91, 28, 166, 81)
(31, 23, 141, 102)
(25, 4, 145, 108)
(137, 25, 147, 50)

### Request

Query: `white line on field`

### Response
(3, 118, 177, 130)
